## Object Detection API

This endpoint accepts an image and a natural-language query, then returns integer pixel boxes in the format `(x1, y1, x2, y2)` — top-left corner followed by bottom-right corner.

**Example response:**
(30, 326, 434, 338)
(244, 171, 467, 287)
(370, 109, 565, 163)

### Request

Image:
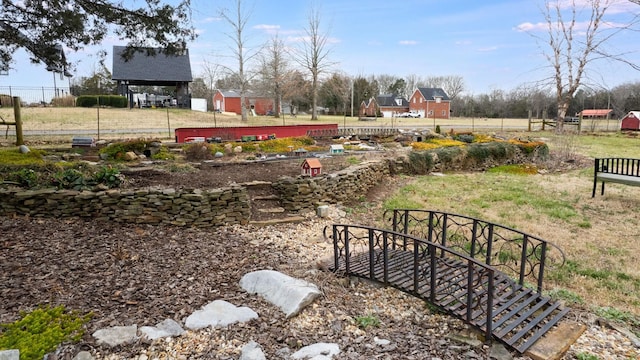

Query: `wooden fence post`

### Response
(13, 96, 23, 146)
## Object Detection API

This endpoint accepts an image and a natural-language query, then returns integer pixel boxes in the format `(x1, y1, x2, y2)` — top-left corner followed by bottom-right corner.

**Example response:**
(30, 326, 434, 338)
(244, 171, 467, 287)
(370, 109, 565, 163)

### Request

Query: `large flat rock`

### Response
(240, 270, 321, 318)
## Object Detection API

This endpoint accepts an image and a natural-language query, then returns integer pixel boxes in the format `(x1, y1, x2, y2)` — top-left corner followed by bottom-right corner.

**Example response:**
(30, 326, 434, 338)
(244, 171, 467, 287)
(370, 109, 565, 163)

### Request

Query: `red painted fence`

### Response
(174, 124, 338, 143)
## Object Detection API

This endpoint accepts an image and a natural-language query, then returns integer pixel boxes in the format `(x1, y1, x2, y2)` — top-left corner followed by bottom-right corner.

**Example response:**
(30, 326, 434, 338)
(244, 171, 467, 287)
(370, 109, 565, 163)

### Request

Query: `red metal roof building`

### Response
(579, 109, 613, 119)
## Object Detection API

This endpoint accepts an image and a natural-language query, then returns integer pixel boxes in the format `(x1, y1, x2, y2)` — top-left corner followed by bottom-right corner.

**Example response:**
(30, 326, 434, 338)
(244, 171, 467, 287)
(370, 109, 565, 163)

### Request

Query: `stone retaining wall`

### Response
(273, 160, 390, 212)
(0, 144, 545, 226)
(0, 186, 250, 227)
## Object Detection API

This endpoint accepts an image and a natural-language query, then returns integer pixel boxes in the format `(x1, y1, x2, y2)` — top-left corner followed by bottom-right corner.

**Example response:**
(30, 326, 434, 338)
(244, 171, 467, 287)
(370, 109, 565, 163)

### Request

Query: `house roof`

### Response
(416, 87, 450, 101)
(302, 158, 322, 168)
(579, 109, 612, 117)
(377, 94, 409, 107)
(623, 111, 640, 119)
(111, 46, 192, 84)
(217, 89, 270, 98)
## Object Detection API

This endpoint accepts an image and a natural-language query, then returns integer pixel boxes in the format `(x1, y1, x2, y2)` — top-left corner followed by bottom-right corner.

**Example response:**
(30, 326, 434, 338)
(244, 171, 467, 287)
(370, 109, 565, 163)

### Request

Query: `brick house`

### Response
(377, 94, 409, 117)
(359, 97, 378, 117)
(408, 87, 451, 119)
(359, 94, 410, 118)
(213, 90, 274, 115)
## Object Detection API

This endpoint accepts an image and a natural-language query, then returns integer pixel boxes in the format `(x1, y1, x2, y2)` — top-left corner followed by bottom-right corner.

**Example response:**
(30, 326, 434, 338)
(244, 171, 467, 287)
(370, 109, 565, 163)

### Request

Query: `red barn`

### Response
(213, 89, 274, 115)
(621, 111, 640, 130)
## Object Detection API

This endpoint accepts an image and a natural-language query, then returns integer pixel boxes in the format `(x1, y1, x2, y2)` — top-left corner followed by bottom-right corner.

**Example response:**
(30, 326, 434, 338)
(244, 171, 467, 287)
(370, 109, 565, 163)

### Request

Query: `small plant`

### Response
(547, 288, 584, 305)
(184, 143, 213, 161)
(435, 125, 441, 134)
(150, 146, 176, 160)
(346, 156, 360, 165)
(9, 168, 39, 188)
(354, 314, 381, 329)
(92, 166, 123, 188)
(51, 169, 86, 190)
(575, 352, 599, 360)
(0, 305, 92, 360)
(594, 306, 639, 326)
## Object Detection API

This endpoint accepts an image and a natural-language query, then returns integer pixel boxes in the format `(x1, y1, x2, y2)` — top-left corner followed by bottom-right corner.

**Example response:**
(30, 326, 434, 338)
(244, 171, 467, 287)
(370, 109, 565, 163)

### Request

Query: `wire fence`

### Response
(0, 87, 628, 145)
(0, 86, 72, 107)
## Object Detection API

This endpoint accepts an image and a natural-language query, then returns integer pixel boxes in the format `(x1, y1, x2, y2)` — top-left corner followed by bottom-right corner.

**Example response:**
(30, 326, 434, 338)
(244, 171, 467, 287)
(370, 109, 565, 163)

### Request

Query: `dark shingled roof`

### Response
(417, 87, 450, 101)
(376, 94, 409, 107)
(111, 46, 192, 83)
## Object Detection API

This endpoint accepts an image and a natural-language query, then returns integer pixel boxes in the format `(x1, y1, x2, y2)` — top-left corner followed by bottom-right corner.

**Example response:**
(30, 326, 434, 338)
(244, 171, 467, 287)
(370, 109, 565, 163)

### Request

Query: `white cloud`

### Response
(477, 46, 498, 52)
(399, 40, 418, 45)
(515, 22, 546, 32)
(253, 24, 281, 34)
(455, 40, 472, 46)
(200, 17, 221, 23)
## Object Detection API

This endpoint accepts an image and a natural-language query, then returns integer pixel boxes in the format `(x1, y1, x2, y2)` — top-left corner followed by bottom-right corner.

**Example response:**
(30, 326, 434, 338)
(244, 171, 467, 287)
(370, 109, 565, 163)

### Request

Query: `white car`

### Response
(398, 112, 421, 118)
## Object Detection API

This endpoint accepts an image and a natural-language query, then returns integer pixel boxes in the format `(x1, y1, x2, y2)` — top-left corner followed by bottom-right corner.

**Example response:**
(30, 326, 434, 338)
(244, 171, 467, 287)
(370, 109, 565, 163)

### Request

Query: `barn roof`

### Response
(623, 111, 640, 119)
(302, 158, 322, 168)
(111, 46, 192, 84)
(579, 109, 612, 117)
(217, 89, 270, 98)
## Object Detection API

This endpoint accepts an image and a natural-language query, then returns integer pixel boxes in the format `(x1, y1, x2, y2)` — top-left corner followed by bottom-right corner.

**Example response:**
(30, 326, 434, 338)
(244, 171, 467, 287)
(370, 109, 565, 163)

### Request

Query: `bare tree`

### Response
(426, 75, 466, 101)
(258, 34, 288, 118)
(532, 0, 639, 131)
(201, 60, 222, 112)
(296, 5, 334, 120)
(219, 0, 260, 121)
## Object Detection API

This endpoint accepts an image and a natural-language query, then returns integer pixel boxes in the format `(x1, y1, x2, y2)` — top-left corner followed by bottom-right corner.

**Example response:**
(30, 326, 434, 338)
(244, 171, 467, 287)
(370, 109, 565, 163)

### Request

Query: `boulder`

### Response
(240, 270, 321, 318)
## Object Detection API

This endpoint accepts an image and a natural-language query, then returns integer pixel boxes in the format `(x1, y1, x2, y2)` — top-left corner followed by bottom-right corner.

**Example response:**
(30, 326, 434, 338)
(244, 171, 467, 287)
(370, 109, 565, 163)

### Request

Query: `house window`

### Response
(441, 110, 446, 116)
(435, 97, 442, 103)
(428, 110, 433, 115)
(413, 98, 416, 103)
(395, 99, 402, 106)
(419, 98, 423, 103)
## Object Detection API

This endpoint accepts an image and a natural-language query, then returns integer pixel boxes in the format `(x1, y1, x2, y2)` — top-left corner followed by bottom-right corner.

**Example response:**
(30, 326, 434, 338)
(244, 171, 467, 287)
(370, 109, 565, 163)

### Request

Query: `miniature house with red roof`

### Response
(301, 158, 322, 177)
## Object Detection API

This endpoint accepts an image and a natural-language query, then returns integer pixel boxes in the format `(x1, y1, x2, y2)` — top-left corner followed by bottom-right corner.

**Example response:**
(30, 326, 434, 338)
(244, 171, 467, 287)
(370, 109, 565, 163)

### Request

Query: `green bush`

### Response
(433, 146, 462, 169)
(76, 95, 127, 108)
(454, 134, 474, 143)
(98, 139, 153, 160)
(5, 168, 39, 188)
(407, 151, 435, 174)
(92, 166, 123, 188)
(0, 305, 91, 360)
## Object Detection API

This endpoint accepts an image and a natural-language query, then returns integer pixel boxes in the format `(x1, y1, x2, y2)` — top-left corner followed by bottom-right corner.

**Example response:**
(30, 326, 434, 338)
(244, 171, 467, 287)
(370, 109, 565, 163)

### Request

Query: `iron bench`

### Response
(592, 158, 640, 197)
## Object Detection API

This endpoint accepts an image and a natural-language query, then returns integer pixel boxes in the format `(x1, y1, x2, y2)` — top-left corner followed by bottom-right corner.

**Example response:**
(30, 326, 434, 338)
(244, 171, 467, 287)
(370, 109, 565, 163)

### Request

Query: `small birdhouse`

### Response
(329, 144, 344, 154)
(301, 158, 322, 177)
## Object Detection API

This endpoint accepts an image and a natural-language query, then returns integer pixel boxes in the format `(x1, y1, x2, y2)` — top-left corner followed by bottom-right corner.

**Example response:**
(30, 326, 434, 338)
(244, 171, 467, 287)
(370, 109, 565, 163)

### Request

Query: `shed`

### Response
(329, 144, 344, 154)
(579, 109, 612, 119)
(111, 46, 193, 108)
(293, 148, 308, 157)
(301, 158, 322, 177)
(621, 111, 640, 130)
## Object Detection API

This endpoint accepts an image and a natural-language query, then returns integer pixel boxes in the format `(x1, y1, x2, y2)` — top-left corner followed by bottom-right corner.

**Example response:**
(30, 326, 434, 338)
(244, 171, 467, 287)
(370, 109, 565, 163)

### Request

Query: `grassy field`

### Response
(0, 106, 624, 142)
(379, 132, 640, 320)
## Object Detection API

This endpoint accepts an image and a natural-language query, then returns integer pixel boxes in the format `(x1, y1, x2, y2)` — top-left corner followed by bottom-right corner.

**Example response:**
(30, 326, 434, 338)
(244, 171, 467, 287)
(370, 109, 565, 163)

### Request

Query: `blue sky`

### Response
(2, 0, 639, 95)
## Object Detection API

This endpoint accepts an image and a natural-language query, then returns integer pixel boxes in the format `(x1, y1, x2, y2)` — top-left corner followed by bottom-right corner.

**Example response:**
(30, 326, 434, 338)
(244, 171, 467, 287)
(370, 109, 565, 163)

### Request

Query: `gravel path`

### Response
(2, 208, 639, 359)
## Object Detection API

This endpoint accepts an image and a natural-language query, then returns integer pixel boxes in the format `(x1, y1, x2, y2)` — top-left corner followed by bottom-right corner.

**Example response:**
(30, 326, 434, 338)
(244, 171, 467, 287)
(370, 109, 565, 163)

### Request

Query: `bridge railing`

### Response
(384, 209, 565, 293)
(324, 224, 498, 339)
